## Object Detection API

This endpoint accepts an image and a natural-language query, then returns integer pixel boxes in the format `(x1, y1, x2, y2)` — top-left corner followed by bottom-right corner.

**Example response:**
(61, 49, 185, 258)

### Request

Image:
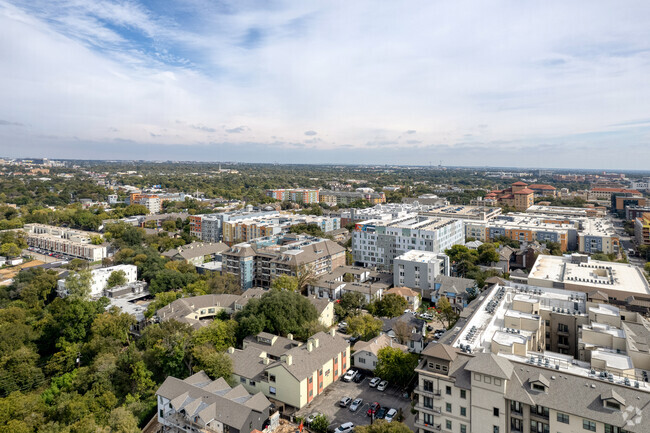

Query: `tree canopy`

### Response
(374, 346, 419, 388)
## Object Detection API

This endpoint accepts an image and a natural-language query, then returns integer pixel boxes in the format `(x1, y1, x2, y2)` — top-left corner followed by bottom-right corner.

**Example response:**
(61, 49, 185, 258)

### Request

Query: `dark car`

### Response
(353, 372, 365, 383)
(367, 402, 380, 417)
(375, 407, 388, 419)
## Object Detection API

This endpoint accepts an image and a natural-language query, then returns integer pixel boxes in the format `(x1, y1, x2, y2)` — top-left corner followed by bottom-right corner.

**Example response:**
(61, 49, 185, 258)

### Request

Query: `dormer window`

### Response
(605, 401, 620, 410)
(531, 383, 546, 392)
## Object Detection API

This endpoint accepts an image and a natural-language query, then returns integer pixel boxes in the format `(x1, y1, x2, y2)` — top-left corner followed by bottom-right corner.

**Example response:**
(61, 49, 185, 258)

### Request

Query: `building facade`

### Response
(394, 250, 450, 296)
(24, 223, 107, 261)
(266, 189, 320, 204)
(57, 264, 138, 298)
(635, 214, 650, 246)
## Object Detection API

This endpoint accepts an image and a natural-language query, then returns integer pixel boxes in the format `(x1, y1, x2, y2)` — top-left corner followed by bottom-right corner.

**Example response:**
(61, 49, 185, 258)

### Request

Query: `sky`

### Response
(1, 0, 649, 168)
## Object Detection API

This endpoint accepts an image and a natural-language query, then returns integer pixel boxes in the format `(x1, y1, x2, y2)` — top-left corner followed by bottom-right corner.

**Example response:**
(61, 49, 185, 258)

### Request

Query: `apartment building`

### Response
(589, 187, 641, 201)
(526, 184, 557, 198)
(481, 182, 537, 211)
(419, 205, 503, 222)
(24, 223, 107, 261)
(634, 214, 650, 246)
(394, 250, 450, 297)
(162, 242, 229, 266)
(625, 206, 650, 221)
(526, 205, 606, 218)
(464, 213, 619, 254)
(527, 254, 650, 301)
(414, 282, 650, 433)
(266, 188, 320, 204)
(319, 190, 386, 206)
(57, 264, 137, 298)
(308, 265, 392, 303)
(222, 214, 340, 245)
(189, 210, 279, 242)
(228, 331, 350, 410)
(340, 203, 428, 226)
(611, 193, 647, 217)
(222, 234, 345, 290)
(352, 215, 465, 270)
(156, 371, 279, 433)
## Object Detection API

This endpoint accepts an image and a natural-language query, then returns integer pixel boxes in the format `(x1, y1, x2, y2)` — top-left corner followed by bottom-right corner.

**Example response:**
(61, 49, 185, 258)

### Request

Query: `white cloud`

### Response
(1, 0, 650, 167)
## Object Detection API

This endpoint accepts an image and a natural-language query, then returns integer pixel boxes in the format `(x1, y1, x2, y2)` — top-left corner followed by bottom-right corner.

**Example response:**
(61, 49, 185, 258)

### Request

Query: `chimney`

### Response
(263, 357, 270, 365)
(313, 338, 320, 348)
(287, 333, 293, 340)
(227, 347, 235, 354)
(281, 354, 293, 365)
(307, 341, 314, 352)
(330, 328, 336, 337)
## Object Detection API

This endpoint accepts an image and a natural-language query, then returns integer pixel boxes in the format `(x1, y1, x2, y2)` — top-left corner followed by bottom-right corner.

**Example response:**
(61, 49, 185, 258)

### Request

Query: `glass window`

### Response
(494, 407, 499, 417)
(460, 407, 466, 417)
(446, 403, 452, 413)
(582, 420, 596, 432)
(460, 389, 466, 399)
(557, 413, 569, 424)
(446, 385, 452, 395)
(493, 427, 499, 433)
(446, 420, 452, 430)
(461, 425, 467, 433)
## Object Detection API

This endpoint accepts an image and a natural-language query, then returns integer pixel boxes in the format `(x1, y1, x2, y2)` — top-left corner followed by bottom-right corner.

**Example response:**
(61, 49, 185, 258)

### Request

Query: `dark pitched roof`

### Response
(422, 343, 458, 361)
(465, 353, 514, 379)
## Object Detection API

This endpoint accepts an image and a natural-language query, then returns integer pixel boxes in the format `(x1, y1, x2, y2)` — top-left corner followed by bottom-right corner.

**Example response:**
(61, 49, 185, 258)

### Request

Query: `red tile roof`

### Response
(528, 184, 556, 190)
(512, 181, 528, 186)
(592, 187, 641, 194)
(514, 188, 534, 194)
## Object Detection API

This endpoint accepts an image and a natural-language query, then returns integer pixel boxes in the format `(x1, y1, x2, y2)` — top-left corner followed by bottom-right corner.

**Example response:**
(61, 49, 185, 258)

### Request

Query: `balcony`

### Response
(416, 388, 443, 399)
(414, 420, 442, 431)
(415, 404, 442, 414)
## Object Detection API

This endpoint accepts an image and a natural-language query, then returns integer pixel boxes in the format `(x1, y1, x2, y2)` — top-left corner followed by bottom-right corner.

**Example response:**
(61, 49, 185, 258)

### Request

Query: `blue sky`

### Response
(0, 0, 649, 168)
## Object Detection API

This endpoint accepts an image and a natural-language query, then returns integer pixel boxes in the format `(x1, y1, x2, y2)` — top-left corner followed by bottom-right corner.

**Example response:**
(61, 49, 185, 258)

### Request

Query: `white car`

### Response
(349, 398, 363, 411)
(334, 422, 355, 433)
(377, 380, 388, 391)
(342, 369, 357, 382)
(369, 377, 381, 387)
(385, 408, 397, 422)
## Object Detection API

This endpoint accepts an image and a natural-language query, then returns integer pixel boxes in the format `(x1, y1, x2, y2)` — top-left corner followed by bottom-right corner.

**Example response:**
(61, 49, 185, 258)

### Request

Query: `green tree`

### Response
(90, 235, 103, 245)
(288, 223, 325, 237)
(270, 274, 299, 292)
(296, 264, 318, 294)
(347, 314, 383, 341)
(436, 296, 459, 329)
(374, 346, 419, 388)
(444, 244, 478, 264)
(235, 290, 318, 340)
(355, 420, 412, 433)
(192, 346, 233, 381)
(645, 262, 650, 276)
(106, 270, 128, 288)
(477, 243, 500, 264)
(335, 291, 366, 319)
(149, 269, 198, 294)
(64, 269, 93, 300)
(191, 319, 237, 351)
(310, 414, 329, 433)
(107, 407, 140, 433)
(371, 294, 408, 318)
(162, 220, 177, 232)
(0, 242, 22, 258)
(144, 291, 182, 318)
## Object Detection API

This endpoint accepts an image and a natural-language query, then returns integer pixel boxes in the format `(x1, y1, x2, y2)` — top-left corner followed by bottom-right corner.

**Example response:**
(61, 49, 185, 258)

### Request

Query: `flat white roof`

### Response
(592, 349, 634, 371)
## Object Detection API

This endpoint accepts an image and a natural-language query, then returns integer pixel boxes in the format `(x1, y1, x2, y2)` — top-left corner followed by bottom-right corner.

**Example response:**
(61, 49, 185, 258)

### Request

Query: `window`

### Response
(460, 389, 466, 399)
(605, 401, 621, 410)
(511, 418, 522, 432)
(446, 420, 452, 430)
(359, 357, 365, 364)
(446, 403, 452, 413)
(557, 413, 569, 424)
(423, 397, 433, 409)
(240, 377, 246, 383)
(583, 419, 596, 432)
(423, 413, 434, 425)
(423, 380, 434, 392)
(530, 420, 549, 433)
(460, 407, 466, 417)
(269, 386, 276, 395)
(460, 425, 467, 433)
(474, 373, 481, 381)
(494, 378, 501, 386)
(494, 407, 499, 417)
(309, 377, 313, 383)
(446, 385, 452, 395)
(249, 380, 256, 386)
(484, 376, 492, 384)
(531, 405, 549, 418)
(532, 383, 546, 392)
(510, 401, 522, 414)
(605, 425, 630, 433)
(493, 427, 499, 433)
(269, 374, 276, 383)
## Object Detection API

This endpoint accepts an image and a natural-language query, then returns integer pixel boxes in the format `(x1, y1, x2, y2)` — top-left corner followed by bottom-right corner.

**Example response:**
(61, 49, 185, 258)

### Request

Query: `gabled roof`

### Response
(386, 286, 419, 298)
(353, 334, 407, 356)
(465, 353, 514, 379)
(162, 242, 229, 260)
(421, 343, 458, 362)
(512, 181, 528, 186)
(528, 184, 556, 190)
(601, 389, 626, 406)
(531, 373, 550, 388)
(514, 188, 535, 194)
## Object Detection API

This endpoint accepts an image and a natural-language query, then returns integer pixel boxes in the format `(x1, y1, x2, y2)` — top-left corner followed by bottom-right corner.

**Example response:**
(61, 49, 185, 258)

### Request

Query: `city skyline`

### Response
(1, 1, 650, 168)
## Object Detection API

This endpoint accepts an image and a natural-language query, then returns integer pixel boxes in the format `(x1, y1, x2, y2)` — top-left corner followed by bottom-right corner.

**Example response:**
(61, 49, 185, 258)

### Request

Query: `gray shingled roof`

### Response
(156, 371, 271, 430)
(162, 242, 229, 260)
(421, 343, 458, 361)
(464, 353, 514, 380)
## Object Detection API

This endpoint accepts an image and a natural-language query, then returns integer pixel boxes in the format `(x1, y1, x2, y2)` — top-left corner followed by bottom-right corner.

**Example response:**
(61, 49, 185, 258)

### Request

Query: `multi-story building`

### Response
(156, 371, 279, 433)
(464, 213, 619, 254)
(526, 183, 557, 197)
(480, 181, 537, 211)
(625, 206, 650, 221)
(162, 242, 230, 266)
(319, 190, 386, 206)
(308, 265, 393, 303)
(189, 210, 279, 242)
(222, 234, 345, 290)
(629, 179, 650, 191)
(635, 214, 650, 246)
(414, 282, 650, 433)
(419, 205, 503, 222)
(527, 253, 650, 300)
(588, 187, 641, 201)
(222, 214, 340, 245)
(352, 216, 465, 270)
(24, 223, 107, 261)
(611, 193, 647, 217)
(340, 203, 428, 226)
(228, 331, 350, 410)
(266, 188, 320, 204)
(56, 264, 138, 298)
(526, 204, 606, 218)
(393, 250, 450, 296)
(138, 195, 161, 214)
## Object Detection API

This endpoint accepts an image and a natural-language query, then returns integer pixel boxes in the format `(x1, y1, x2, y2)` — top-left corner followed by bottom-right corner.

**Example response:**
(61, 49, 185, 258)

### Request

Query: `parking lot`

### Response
(295, 373, 415, 431)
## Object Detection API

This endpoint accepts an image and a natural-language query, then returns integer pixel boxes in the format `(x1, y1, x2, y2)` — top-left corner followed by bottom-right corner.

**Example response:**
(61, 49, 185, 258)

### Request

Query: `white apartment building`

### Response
(139, 196, 161, 214)
(352, 216, 465, 270)
(57, 264, 138, 298)
(24, 223, 107, 261)
(394, 250, 450, 295)
(415, 282, 650, 433)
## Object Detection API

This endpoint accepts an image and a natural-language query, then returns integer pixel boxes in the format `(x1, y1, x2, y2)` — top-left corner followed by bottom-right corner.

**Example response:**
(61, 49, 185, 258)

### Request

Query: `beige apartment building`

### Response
(415, 282, 650, 433)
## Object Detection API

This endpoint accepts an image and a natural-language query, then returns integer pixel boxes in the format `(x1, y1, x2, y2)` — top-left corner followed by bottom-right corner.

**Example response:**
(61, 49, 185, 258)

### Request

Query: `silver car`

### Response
(349, 398, 363, 411)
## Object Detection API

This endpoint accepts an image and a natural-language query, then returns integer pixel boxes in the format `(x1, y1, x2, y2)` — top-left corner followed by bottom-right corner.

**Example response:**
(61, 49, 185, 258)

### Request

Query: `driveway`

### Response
(296, 375, 415, 431)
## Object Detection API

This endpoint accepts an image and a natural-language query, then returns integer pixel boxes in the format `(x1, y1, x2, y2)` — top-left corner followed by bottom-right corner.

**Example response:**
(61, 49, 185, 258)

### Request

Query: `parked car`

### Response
(339, 397, 352, 407)
(369, 377, 381, 387)
(339, 321, 348, 329)
(349, 398, 363, 411)
(346, 335, 360, 344)
(342, 369, 357, 382)
(385, 408, 397, 422)
(377, 380, 388, 391)
(367, 402, 380, 417)
(375, 407, 387, 419)
(334, 422, 355, 433)
(306, 412, 320, 425)
(353, 372, 365, 383)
